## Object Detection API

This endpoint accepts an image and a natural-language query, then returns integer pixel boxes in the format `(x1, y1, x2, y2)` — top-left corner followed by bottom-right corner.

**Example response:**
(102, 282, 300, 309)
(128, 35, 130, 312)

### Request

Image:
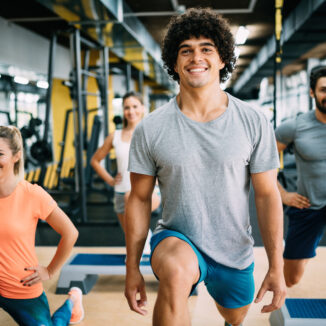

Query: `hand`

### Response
(109, 173, 122, 186)
(125, 269, 148, 315)
(21, 265, 51, 287)
(114, 173, 122, 185)
(283, 192, 310, 209)
(255, 269, 287, 313)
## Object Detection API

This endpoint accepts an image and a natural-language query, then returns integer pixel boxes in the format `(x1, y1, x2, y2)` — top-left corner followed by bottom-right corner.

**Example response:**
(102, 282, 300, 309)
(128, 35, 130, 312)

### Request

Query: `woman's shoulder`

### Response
(19, 180, 47, 197)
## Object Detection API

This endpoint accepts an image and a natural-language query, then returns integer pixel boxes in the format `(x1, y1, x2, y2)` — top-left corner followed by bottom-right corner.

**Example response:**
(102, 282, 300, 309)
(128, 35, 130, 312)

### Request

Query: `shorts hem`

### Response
(215, 299, 254, 309)
(283, 254, 316, 260)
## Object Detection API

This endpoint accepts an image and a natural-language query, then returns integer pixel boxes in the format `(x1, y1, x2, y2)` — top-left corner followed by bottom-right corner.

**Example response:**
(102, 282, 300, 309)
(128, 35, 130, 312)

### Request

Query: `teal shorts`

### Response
(150, 229, 255, 309)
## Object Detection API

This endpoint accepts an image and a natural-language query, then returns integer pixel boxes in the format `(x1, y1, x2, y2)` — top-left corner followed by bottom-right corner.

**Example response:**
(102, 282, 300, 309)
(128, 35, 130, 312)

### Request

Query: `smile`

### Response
(188, 68, 207, 73)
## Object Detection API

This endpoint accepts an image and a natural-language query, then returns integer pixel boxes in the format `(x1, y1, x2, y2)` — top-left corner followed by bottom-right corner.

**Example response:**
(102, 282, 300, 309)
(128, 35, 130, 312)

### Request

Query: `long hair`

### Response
(122, 91, 144, 128)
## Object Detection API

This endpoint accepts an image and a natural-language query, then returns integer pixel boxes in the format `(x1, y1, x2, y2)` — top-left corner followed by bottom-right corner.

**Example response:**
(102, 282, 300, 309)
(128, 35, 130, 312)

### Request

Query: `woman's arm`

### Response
(91, 133, 120, 187)
(21, 207, 78, 286)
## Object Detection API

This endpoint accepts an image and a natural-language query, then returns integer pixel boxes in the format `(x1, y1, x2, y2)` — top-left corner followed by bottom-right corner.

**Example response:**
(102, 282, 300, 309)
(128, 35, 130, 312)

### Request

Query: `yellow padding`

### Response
(279, 151, 284, 170)
(33, 168, 41, 182)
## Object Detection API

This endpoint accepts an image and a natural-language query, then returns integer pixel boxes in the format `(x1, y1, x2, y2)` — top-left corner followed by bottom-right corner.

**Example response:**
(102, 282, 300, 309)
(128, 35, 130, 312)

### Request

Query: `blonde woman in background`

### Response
(91, 92, 160, 250)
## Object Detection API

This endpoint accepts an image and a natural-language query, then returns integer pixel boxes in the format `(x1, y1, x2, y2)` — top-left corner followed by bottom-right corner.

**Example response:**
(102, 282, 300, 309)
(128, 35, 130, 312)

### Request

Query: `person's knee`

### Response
(225, 314, 246, 326)
(284, 273, 301, 287)
(157, 257, 198, 292)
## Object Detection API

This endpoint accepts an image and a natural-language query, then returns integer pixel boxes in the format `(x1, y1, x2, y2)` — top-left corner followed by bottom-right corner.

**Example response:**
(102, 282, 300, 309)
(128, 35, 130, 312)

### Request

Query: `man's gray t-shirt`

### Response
(129, 93, 279, 269)
(275, 111, 326, 209)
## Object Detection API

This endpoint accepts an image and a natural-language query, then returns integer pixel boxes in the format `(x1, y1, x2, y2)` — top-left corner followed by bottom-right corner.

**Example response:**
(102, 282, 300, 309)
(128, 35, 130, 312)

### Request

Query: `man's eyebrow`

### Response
(178, 42, 216, 50)
(178, 44, 191, 50)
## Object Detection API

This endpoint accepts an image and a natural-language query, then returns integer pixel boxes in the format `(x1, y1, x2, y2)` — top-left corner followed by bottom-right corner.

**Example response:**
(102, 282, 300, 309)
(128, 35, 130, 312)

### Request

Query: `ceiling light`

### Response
(37, 80, 49, 89)
(14, 76, 29, 85)
(235, 26, 249, 45)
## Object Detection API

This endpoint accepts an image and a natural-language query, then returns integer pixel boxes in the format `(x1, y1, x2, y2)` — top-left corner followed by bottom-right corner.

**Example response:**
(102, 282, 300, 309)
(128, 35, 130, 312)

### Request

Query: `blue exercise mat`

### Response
(70, 253, 151, 266)
(286, 298, 326, 318)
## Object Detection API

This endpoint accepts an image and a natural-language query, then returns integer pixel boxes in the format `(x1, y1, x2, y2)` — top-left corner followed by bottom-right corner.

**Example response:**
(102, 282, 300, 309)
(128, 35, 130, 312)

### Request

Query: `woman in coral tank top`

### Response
(0, 126, 84, 325)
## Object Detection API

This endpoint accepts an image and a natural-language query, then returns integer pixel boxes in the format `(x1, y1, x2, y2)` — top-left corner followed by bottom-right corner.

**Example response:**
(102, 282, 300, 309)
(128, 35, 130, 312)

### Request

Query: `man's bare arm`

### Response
(252, 169, 287, 313)
(124, 172, 156, 315)
(276, 140, 310, 209)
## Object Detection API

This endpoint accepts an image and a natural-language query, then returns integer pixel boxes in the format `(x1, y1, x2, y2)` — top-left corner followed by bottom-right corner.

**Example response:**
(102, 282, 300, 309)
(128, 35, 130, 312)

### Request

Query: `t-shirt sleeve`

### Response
(128, 122, 156, 176)
(249, 115, 280, 174)
(31, 184, 57, 220)
(275, 118, 296, 145)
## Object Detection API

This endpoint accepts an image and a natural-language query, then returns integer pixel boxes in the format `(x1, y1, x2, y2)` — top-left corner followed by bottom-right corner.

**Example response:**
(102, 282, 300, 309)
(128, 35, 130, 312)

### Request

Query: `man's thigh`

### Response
(204, 254, 255, 309)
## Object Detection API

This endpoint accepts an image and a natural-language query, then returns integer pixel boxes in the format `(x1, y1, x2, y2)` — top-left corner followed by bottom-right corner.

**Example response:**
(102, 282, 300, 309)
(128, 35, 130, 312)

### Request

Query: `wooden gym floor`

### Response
(1, 246, 326, 326)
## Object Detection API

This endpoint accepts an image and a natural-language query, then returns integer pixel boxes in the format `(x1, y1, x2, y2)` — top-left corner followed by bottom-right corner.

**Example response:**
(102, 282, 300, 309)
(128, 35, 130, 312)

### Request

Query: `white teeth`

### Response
(189, 68, 205, 72)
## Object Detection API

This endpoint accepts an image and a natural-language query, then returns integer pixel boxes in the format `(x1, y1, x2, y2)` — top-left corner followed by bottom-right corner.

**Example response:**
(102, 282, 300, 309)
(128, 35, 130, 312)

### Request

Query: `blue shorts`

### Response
(284, 206, 326, 259)
(150, 229, 255, 309)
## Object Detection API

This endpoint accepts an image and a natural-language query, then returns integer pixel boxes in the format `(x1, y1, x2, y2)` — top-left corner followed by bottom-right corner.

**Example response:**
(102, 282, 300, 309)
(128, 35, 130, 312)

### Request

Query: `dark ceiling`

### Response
(0, 0, 323, 93)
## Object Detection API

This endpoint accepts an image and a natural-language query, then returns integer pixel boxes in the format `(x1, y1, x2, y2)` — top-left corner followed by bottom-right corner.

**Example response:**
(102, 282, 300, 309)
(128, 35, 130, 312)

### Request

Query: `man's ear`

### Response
(309, 88, 315, 98)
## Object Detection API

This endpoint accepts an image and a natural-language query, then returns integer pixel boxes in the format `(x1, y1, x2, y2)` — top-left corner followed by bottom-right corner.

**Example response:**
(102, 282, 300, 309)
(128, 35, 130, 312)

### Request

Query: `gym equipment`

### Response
(270, 298, 326, 325)
(56, 253, 153, 294)
(0, 110, 13, 125)
(30, 140, 52, 162)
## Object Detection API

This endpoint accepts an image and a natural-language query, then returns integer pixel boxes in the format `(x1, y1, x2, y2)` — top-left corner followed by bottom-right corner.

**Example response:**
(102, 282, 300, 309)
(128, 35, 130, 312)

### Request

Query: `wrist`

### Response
(46, 266, 54, 279)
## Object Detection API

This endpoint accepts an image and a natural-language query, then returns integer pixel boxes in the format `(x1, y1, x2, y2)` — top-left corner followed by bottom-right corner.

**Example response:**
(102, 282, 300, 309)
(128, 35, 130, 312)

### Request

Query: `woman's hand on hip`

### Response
(21, 265, 51, 286)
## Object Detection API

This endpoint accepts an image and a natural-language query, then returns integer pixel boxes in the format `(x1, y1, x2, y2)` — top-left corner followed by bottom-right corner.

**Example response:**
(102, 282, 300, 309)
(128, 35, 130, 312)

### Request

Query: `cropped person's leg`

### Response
(51, 299, 72, 326)
(151, 236, 201, 326)
(52, 287, 84, 325)
(283, 207, 325, 287)
(283, 258, 309, 287)
(0, 292, 52, 326)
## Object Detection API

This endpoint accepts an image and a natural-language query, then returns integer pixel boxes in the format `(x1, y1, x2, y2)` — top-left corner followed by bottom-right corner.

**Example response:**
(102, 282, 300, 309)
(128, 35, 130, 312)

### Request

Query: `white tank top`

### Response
(112, 129, 131, 193)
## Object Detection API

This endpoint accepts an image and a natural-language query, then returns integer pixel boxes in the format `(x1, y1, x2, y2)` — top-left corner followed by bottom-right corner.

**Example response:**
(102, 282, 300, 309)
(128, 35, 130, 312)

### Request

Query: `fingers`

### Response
(254, 284, 267, 303)
(286, 193, 310, 209)
(21, 272, 41, 286)
(296, 194, 310, 209)
(139, 286, 148, 308)
(261, 288, 286, 313)
(21, 266, 47, 286)
(125, 289, 148, 316)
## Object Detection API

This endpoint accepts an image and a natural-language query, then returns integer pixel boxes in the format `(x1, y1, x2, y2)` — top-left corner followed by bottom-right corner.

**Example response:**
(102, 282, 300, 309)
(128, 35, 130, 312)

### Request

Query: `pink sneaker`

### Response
(68, 287, 84, 324)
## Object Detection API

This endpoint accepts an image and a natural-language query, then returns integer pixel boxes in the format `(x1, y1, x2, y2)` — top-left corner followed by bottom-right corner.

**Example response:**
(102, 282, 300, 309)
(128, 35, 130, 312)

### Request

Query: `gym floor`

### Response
(1, 246, 326, 326)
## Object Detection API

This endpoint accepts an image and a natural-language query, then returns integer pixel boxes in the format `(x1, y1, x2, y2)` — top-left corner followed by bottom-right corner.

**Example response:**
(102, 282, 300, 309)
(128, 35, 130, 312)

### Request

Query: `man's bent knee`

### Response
(157, 259, 198, 289)
(285, 274, 301, 287)
(217, 304, 250, 326)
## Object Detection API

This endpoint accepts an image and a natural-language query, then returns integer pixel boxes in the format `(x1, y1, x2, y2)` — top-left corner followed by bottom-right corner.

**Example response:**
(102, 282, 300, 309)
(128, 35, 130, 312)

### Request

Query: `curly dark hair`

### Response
(310, 65, 326, 91)
(162, 7, 236, 83)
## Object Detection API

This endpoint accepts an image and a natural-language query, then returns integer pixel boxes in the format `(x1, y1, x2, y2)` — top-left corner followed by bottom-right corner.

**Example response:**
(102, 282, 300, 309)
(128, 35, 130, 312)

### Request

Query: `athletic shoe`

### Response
(69, 287, 84, 324)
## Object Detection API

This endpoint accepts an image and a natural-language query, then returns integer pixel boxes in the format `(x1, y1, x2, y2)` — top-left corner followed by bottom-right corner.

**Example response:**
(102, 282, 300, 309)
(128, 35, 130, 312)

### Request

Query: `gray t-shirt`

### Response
(129, 93, 279, 269)
(275, 111, 326, 209)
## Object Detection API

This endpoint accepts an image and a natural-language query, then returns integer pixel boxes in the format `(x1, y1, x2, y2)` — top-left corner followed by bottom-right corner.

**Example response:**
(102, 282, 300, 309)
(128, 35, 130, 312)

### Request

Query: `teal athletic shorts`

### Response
(150, 229, 255, 309)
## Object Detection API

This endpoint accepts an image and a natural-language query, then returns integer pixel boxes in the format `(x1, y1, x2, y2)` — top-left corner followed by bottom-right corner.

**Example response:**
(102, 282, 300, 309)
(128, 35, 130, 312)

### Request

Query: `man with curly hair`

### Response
(124, 8, 286, 326)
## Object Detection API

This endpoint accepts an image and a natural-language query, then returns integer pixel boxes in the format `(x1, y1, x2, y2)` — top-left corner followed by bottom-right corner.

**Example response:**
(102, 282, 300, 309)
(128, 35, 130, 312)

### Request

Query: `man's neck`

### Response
(315, 108, 326, 124)
(177, 84, 228, 122)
